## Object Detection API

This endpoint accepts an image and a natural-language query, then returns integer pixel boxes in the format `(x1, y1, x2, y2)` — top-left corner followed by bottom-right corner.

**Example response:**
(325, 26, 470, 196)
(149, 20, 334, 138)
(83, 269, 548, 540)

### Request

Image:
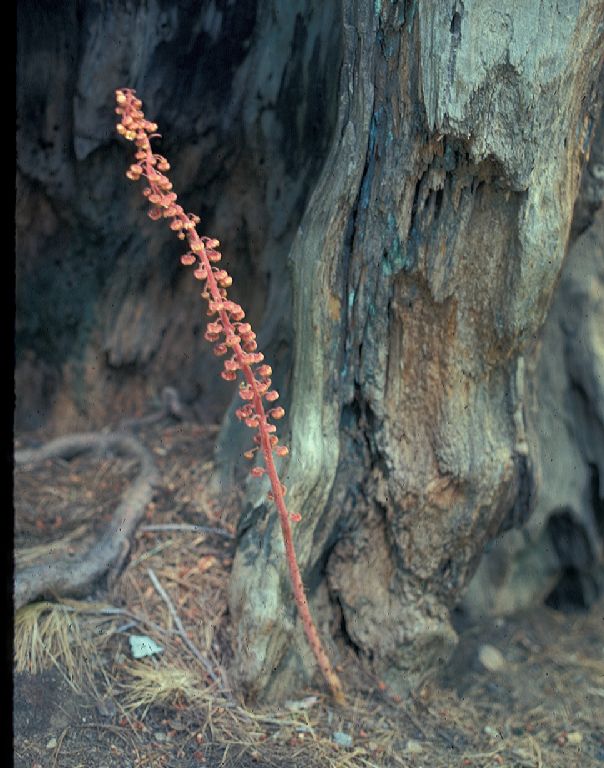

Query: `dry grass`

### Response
(14, 599, 117, 688)
(119, 661, 215, 711)
(14, 601, 83, 679)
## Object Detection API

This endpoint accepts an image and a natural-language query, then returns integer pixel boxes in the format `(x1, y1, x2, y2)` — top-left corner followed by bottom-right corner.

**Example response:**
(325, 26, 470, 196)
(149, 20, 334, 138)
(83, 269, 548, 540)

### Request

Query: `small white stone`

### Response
(46, 737, 57, 749)
(406, 739, 423, 753)
(284, 696, 318, 711)
(478, 644, 506, 672)
(129, 634, 163, 659)
(332, 731, 353, 747)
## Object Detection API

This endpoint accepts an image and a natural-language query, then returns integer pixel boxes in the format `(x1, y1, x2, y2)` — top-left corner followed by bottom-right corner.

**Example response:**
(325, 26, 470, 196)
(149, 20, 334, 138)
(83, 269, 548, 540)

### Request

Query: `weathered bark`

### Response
(16, 0, 338, 433)
(227, 1, 604, 699)
(16, 1, 604, 702)
(464, 198, 604, 618)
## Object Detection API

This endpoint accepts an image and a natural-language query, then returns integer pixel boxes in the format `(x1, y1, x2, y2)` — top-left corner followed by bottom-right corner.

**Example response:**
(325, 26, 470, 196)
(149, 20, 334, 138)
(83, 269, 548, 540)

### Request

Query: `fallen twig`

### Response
(140, 523, 233, 539)
(117, 386, 185, 431)
(146, 567, 228, 694)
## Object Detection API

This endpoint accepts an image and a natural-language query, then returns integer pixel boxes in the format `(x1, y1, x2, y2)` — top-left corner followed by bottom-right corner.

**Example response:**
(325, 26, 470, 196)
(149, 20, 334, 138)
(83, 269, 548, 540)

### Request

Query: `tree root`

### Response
(15, 432, 159, 610)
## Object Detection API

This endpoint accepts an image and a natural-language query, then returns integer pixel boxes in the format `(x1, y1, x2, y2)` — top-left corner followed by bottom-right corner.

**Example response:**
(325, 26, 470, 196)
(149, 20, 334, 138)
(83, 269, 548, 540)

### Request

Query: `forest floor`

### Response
(13, 420, 604, 768)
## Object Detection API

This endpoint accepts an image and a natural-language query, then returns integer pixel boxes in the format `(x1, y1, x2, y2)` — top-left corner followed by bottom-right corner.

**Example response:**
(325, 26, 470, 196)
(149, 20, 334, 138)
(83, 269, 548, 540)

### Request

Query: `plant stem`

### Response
(115, 88, 345, 704)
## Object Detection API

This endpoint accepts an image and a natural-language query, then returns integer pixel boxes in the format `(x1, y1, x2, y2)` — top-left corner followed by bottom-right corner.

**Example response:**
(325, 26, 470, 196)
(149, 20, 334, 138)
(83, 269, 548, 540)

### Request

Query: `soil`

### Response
(13, 420, 604, 768)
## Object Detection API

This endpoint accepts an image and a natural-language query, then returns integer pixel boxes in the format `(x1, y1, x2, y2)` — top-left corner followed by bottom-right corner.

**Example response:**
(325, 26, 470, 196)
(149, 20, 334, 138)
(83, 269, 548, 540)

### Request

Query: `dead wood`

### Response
(14, 432, 159, 609)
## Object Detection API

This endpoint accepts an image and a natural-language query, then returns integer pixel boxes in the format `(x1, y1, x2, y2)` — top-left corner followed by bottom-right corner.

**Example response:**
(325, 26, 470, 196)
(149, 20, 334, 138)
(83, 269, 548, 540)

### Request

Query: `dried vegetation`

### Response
(14, 421, 604, 767)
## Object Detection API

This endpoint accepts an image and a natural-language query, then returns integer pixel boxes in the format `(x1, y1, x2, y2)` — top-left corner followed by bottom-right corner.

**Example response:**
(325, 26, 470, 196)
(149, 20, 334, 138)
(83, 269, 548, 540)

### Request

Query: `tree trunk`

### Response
(16, 1, 604, 701)
(16, 0, 340, 433)
(227, 1, 604, 699)
(463, 137, 604, 618)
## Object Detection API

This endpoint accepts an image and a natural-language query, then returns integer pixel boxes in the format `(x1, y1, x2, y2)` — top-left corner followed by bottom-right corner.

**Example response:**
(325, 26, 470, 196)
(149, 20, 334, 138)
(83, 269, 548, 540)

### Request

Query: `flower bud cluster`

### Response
(115, 89, 298, 521)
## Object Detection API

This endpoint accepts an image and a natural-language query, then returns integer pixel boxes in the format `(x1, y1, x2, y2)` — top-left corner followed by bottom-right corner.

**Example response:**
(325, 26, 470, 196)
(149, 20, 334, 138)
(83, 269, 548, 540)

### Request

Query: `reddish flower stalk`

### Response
(114, 88, 344, 705)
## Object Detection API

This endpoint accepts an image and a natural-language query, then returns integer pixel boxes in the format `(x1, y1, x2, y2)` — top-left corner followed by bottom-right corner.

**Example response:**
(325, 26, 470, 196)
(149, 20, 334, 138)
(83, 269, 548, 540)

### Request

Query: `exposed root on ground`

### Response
(14, 432, 159, 609)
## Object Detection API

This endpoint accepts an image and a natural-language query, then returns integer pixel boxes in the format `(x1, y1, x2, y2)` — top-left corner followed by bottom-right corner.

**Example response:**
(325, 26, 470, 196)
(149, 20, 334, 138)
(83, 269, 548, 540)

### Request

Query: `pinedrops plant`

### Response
(114, 89, 345, 705)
